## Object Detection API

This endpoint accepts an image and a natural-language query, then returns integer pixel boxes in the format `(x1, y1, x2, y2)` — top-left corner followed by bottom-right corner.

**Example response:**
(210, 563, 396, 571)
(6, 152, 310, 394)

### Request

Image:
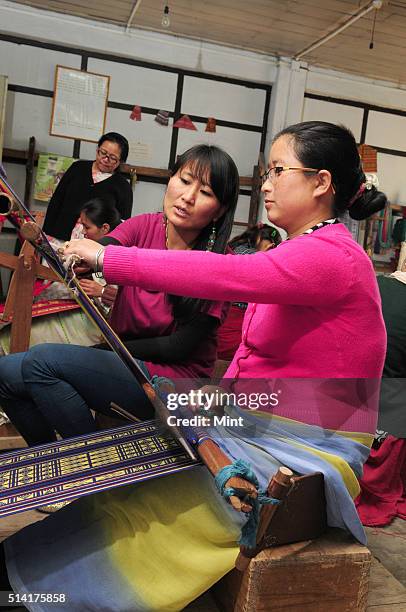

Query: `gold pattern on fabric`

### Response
(0, 422, 198, 517)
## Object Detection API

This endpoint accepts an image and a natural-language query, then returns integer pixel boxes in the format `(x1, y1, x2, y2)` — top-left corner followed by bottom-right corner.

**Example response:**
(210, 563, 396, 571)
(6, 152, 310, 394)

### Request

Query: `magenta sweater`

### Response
(106, 213, 227, 379)
(103, 223, 386, 379)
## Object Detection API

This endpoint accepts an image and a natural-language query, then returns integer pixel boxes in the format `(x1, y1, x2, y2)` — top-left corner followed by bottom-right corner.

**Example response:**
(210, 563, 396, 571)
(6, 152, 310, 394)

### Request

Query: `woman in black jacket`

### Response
(43, 132, 132, 240)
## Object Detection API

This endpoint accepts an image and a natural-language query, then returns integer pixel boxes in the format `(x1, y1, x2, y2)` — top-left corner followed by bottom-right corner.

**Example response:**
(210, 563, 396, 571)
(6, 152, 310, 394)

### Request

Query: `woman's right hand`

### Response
(79, 279, 104, 298)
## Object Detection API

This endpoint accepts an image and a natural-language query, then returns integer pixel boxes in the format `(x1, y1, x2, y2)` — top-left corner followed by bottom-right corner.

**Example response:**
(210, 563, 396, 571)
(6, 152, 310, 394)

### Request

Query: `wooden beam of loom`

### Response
(0, 211, 60, 353)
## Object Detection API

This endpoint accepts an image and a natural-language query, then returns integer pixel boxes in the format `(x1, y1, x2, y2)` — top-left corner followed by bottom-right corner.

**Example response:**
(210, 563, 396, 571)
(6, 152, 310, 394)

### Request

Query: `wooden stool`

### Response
(0, 422, 26, 450)
(212, 528, 371, 611)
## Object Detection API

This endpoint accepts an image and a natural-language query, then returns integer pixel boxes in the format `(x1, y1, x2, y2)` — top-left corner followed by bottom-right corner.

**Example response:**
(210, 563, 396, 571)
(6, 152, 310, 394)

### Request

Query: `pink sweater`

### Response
(104, 224, 386, 379)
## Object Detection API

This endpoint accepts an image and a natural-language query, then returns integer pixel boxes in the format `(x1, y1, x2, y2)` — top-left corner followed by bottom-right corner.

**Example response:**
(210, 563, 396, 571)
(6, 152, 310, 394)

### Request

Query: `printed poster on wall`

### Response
(128, 142, 152, 165)
(50, 66, 110, 142)
(34, 153, 76, 202)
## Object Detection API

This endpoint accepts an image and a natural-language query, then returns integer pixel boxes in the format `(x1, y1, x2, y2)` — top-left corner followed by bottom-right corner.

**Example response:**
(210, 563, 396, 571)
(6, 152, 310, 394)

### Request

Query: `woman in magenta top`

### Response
(0, 144, 239, 445)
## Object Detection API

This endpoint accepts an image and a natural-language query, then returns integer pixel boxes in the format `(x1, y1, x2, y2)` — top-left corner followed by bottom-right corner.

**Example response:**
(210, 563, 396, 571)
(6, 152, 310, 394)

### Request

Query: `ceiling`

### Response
(6, 0, 406, 86)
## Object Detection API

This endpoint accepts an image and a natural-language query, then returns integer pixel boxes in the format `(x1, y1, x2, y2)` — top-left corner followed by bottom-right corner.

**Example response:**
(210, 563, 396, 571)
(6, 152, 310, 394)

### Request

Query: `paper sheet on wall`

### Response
(34, 154, 76, 202)
(127, 142, 152, 165)
(50, 66, 109, 142)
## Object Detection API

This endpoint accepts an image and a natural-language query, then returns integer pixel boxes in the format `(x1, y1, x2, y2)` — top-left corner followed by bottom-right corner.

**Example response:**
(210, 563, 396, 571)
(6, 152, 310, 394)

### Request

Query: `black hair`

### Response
(274, 121, 387, 220)
(80, 197, 121, 232)
(229, 223, 282, 250)
(169, 144, 239, 320)
(98, 132, 129, 163)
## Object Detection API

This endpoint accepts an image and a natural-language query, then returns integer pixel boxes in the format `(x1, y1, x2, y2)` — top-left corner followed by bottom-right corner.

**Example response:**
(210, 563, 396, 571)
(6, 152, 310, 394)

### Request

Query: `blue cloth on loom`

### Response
(211, 405, 369, 544)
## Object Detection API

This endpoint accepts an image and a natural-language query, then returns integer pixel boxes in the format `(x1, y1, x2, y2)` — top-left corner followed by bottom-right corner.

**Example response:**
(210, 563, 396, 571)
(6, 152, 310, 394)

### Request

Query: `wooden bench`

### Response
(212, 528, 371, 611)
(0, 421, 26, 450)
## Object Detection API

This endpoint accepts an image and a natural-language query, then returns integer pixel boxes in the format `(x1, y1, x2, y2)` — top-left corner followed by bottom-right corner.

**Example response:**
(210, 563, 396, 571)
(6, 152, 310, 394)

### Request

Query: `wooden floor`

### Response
(0, 510, 404, 611)
(364, 520, 406, 611)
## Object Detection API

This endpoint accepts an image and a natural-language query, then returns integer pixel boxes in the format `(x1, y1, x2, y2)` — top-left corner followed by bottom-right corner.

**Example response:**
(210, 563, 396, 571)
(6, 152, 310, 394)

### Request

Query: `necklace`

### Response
(287, 218, 338, 240)
(165, 217, 169, 249)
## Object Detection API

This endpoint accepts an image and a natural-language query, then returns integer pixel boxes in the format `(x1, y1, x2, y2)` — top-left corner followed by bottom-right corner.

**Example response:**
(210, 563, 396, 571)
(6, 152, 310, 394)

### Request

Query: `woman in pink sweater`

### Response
(2, 123, 388, 611)
(68, 121, 388, 381)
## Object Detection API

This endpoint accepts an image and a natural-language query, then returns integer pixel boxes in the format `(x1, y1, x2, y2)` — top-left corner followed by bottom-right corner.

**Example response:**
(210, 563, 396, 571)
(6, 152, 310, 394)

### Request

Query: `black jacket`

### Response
(43, 160, 133, 240)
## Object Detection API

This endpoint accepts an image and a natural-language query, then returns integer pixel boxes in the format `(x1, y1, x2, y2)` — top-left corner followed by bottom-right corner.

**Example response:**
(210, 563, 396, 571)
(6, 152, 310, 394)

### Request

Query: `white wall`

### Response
(302, 97, 364, 142)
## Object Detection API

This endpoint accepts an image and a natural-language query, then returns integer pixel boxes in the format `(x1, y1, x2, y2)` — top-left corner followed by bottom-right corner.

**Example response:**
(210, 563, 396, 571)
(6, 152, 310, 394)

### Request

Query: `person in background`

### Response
(217, 223, 282, 360)
(229, 222, 282, 254)
(43, 132, 132, 241)
(356, 258, 406, 527)
(0, 197, 122, 359)
(80, 196, 122, 241)
(392, 209, 406, 269)
(38, 196, 121, 305)
(74, 197, 121, 305)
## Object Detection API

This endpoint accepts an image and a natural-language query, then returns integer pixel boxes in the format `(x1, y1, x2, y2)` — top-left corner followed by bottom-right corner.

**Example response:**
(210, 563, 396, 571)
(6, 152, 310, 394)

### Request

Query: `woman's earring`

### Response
(207, 223, 216, 251)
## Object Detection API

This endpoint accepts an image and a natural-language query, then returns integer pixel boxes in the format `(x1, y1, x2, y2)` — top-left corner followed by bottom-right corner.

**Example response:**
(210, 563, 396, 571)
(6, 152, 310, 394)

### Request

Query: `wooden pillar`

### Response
(24, 136, 36, 209)
(0, 75, 7, 163)
(8, 251, 36, 353)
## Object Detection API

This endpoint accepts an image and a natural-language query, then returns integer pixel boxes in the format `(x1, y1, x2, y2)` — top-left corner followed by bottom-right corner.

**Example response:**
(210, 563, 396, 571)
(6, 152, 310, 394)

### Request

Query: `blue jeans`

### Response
(0, 344, 153, 445)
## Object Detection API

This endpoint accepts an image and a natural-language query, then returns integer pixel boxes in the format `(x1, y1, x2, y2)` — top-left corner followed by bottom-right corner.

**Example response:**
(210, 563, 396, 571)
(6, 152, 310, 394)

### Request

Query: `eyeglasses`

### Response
(97, 147, 120, 164)
(261, 166, 319, 184)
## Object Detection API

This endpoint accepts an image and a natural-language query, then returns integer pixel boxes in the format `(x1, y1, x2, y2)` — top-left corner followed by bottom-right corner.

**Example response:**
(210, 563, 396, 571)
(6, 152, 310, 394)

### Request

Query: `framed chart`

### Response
(50, 66, 110, 142)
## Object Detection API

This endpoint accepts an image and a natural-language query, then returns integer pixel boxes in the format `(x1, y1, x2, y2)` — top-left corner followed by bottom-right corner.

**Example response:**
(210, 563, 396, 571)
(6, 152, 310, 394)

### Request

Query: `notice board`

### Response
(50, 66, 110, 142)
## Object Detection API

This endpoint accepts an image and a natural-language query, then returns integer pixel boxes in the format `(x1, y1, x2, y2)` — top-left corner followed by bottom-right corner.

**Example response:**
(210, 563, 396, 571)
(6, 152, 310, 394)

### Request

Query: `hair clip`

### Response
(348, 183, 366, 207)
(348, 173, 379, 207)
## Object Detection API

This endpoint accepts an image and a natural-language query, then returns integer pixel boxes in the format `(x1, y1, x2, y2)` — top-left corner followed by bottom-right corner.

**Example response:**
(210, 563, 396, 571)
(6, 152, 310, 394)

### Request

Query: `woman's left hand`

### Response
(63, 239, 104, 270)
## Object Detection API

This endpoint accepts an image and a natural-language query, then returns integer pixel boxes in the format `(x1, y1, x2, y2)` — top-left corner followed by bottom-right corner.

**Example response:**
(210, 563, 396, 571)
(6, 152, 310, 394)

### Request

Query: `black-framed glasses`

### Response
(97, 147, 120, 164)
(261, 166, 319, 184)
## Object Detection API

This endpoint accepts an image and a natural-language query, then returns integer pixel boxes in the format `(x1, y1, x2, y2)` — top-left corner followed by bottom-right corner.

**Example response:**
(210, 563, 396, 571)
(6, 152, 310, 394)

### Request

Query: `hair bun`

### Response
(349, 186, 388, 220)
